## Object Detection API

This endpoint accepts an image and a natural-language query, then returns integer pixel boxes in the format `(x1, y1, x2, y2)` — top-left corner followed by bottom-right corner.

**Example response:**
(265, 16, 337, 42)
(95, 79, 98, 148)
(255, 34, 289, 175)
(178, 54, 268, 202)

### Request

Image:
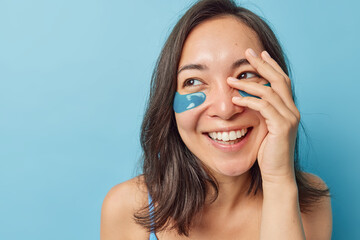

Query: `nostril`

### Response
(206, 86, 246, 119)
(209, 101, 245, 120)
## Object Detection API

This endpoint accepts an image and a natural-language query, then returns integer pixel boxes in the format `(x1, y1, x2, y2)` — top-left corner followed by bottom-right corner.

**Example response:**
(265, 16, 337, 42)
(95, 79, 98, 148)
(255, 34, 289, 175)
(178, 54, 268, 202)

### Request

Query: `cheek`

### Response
(175, 110, 198, 135)
(174, 91, 207, 136)
(174, 104, 208, 149)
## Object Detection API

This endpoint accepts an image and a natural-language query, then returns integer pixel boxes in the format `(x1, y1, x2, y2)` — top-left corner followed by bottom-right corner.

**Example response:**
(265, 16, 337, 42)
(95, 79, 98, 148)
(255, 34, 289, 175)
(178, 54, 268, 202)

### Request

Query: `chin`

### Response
(212, 157, 256, 177)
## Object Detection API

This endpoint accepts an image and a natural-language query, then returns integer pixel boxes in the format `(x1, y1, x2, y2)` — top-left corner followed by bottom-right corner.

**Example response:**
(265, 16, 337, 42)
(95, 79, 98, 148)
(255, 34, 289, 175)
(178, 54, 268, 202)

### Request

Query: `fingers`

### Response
(244, 48, 299, 118)
(261, 51, 291, 89)
(246, 48, 284, 86)
(232, 95, 300, 137)
(228, 79, 297, 121)
(231, 96, 297, 136)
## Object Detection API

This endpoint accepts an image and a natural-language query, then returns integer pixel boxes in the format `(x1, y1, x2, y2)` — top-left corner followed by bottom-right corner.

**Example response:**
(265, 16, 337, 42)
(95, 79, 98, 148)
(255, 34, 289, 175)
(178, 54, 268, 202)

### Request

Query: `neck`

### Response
(205, 171, 259, 212)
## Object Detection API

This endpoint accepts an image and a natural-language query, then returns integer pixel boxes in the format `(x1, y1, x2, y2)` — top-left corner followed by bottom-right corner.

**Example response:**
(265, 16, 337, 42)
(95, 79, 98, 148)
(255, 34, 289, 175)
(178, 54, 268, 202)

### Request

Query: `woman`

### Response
(101, 0, 332, 239)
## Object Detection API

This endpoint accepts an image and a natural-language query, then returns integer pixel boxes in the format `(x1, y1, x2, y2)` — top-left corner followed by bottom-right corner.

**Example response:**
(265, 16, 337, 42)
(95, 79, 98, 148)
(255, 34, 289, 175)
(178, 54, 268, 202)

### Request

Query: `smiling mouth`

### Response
(206, 128, 251, 145)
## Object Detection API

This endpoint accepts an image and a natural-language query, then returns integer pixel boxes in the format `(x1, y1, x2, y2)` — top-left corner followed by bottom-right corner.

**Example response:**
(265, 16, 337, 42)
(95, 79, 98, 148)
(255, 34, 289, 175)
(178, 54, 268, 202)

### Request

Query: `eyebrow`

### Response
(177, 64, 207, 75)
(231, 58, 250, 69)
(177, 58, 250, 75)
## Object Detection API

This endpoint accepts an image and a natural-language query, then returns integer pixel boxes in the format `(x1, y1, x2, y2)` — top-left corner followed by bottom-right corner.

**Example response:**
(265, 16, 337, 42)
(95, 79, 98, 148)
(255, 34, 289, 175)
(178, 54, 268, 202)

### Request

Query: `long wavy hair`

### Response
(135, 0, 329, 236)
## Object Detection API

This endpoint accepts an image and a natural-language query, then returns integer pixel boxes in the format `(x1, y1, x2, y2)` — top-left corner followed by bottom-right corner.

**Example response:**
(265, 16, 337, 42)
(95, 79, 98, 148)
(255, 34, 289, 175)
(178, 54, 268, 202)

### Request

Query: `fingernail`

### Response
(248, 48, 257, 57)
(263, 51, 271, 58)
(232, 96, 241, 101)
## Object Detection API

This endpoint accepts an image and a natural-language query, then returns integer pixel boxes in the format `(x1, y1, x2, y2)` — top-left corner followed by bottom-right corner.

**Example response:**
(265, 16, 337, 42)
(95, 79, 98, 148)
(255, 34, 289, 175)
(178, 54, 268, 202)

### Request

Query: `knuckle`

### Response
(294, 109, 301, 120)
(291, 117, 299, 127)
(255, 59, 266, 69)
(260, 100, 270, 109)
(281, 75, 288, 83)
(284, 76, 292, 87)
(284, 121, 293, 132)
(289, 114, 299, 127)
(265, 86, 275, 95)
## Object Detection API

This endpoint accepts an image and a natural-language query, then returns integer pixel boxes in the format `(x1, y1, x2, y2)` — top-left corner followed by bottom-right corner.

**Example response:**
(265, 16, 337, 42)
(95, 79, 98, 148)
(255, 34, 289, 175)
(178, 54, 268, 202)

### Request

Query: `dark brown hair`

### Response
(135, 0, 330, 236)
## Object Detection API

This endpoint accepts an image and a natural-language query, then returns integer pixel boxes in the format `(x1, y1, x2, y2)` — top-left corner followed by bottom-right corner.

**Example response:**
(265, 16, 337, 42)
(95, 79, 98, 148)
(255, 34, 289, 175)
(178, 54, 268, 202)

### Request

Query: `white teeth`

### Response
(229, 131, 237, 140)
(212, 132, 216, 139)
(208, 128, 248, 142)
(222, 132, 229, 141)
(208, 132, 213, 139)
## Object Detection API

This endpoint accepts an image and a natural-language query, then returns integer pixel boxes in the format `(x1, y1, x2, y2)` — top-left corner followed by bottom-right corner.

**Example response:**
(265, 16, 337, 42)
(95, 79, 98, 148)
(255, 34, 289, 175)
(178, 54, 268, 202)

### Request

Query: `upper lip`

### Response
(203, 126, 251, 133)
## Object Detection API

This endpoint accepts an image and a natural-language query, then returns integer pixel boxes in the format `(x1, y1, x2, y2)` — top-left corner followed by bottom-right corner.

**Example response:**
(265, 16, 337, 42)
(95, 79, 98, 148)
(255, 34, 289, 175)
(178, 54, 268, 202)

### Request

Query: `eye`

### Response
(237, 72, 259, 80)
(183, 78, 203, 87)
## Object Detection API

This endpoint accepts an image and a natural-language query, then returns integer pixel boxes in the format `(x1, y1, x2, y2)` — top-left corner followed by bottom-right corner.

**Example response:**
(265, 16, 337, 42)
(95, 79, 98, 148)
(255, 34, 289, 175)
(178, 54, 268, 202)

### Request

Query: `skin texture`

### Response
(175, 15, 269, 181)
(100, 16, 332, 240)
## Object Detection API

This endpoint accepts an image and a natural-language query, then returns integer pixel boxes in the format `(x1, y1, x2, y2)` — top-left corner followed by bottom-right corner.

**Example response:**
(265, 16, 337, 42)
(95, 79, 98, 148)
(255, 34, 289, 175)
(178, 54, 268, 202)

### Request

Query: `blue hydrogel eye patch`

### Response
(173, 92, 206, 113)
(238, 83, 271, 99)
(173, 83, 270, 113)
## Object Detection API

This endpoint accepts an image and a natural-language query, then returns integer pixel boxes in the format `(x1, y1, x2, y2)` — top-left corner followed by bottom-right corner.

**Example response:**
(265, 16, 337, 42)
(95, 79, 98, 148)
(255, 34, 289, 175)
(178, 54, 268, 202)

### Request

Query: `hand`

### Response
(227, 48, 300, 184)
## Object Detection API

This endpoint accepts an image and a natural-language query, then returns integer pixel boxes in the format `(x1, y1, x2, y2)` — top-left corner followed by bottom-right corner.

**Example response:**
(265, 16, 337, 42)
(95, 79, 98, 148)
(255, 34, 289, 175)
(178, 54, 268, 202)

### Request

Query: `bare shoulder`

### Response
(100, 175, 149, 240)
(300, 172, 332, 240)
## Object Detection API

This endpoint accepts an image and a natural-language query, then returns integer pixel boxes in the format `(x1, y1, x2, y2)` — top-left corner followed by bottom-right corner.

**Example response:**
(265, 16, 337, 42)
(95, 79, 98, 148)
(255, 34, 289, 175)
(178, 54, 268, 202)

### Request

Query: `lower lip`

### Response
(205, 128, 252, 152)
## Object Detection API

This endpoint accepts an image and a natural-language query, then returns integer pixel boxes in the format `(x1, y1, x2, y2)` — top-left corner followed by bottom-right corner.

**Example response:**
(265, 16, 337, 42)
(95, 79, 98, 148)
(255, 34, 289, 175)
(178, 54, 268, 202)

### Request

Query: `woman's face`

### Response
(175, 16, 268, 178)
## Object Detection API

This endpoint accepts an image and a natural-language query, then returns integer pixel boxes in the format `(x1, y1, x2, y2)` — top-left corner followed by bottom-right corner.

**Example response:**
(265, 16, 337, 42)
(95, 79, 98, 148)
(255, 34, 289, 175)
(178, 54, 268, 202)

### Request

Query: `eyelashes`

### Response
(183, 78, 203, 88)
(182, 71, 260, 88)
(237, 71, 260, 80)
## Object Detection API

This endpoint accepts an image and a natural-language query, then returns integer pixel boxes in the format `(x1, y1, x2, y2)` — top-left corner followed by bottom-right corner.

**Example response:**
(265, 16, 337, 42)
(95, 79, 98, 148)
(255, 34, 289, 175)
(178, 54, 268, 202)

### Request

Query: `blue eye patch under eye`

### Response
(238, 83, 271, 99)
(173, 92, 206, 113)
(173, 83, 271, 113)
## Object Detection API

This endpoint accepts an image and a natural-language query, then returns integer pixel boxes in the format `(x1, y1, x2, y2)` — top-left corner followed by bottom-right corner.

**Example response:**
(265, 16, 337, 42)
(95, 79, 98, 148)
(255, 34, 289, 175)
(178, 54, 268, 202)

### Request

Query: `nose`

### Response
(207, 83, 245, 120)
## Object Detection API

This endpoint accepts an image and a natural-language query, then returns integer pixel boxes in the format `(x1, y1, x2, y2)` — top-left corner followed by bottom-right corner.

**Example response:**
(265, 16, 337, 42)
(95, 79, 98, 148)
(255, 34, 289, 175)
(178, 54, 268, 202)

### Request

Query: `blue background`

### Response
(1, 0, 359, 239)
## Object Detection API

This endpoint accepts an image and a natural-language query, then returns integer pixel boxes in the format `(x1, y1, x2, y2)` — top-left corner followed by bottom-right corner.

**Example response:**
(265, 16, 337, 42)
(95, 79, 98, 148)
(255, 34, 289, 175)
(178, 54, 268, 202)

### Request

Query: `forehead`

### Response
(179, 15, 263, 67)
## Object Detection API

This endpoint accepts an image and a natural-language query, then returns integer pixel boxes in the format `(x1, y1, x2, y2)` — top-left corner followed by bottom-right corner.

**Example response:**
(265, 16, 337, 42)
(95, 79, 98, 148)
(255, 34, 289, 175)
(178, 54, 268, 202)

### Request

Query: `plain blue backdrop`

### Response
(1, 0, 359, 239)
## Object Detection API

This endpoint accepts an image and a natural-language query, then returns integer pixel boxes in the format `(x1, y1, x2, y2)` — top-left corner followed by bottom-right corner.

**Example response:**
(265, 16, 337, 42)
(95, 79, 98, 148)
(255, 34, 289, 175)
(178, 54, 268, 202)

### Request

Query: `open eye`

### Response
(183, 78, 203, 87)
(237, 72, 259, 80)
